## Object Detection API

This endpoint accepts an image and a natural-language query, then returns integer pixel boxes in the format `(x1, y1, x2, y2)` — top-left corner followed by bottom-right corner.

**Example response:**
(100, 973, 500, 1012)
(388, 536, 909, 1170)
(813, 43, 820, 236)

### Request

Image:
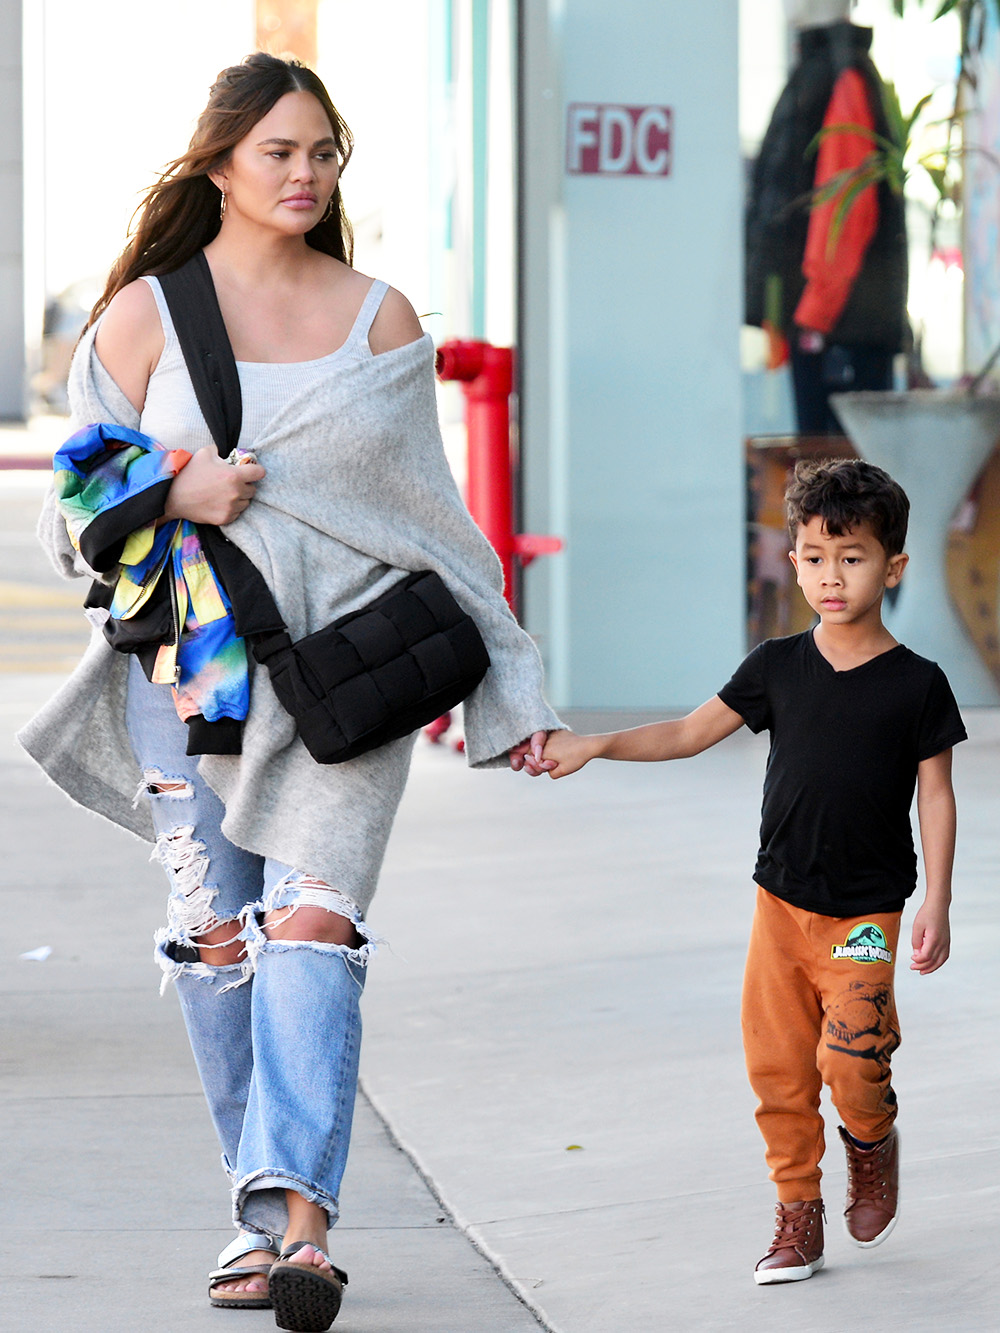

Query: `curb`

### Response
(358, 1077, 564, 1333)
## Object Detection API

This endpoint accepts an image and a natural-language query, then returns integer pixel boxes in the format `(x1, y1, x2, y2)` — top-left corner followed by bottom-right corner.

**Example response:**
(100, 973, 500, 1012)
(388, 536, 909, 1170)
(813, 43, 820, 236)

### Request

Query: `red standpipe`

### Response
(436, 338, 562, 615)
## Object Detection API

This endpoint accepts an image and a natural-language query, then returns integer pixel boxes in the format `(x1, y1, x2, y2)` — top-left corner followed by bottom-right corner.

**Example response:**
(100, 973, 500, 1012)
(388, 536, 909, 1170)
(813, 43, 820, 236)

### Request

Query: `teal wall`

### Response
(519, 0, 744, 707)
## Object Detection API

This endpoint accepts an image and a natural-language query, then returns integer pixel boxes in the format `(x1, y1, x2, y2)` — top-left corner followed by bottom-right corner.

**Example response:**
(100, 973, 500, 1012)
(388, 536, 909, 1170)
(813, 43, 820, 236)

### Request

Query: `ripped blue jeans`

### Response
(125, 656, 375, 1241)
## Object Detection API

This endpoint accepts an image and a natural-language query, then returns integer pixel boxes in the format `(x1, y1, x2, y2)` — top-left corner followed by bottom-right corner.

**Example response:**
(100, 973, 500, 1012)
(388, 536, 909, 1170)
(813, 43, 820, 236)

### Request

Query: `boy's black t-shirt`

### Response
(718, 631, 967, 917)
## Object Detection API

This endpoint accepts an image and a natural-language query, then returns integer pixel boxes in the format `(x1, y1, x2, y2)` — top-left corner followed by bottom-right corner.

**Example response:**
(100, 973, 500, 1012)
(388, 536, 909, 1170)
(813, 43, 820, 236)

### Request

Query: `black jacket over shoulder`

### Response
(744, 23, 908, 351)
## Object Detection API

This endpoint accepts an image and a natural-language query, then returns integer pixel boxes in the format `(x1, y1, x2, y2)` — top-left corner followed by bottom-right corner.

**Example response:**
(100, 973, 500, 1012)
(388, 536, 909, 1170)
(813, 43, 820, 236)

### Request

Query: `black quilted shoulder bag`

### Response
(157, 255, 490, 764)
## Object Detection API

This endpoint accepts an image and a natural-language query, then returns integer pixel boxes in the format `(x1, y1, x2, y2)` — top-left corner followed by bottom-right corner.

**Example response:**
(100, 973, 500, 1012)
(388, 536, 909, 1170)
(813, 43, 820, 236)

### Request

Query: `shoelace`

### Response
(847, 1143, 890, 1201)
(768, 1204, 820, 1252)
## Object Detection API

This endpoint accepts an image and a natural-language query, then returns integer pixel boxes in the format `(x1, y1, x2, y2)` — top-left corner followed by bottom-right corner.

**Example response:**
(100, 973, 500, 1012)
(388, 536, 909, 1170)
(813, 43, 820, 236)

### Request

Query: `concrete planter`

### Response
(831, 390, 1000, 704)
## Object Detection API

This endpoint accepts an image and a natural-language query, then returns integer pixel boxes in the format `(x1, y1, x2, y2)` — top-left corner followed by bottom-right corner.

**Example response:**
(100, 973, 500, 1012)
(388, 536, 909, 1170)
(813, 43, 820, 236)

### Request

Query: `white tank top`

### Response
(138, 273, 390, 451)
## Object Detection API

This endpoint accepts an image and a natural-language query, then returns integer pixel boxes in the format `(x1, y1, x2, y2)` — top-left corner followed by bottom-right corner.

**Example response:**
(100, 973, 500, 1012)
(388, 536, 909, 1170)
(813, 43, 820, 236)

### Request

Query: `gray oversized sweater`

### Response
(19, 322, 561, 913)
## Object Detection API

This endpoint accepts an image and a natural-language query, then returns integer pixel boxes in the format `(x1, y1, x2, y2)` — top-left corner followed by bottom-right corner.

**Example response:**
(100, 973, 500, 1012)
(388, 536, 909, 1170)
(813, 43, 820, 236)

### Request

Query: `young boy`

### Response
(540, 459, 965, 1284)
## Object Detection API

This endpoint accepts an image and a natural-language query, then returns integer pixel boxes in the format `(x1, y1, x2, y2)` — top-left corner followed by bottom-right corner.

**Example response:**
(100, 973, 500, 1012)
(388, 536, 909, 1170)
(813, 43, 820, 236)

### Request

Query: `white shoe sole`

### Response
(843, 1210, 898, 1249)
(754, 1254, 824, 1284)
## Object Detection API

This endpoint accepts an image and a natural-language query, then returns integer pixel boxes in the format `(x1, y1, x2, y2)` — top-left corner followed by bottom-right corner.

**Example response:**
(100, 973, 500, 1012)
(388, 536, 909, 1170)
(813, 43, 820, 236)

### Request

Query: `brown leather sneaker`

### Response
(753, 1199, 825, 1284)
(839, 1125, 899, 1247)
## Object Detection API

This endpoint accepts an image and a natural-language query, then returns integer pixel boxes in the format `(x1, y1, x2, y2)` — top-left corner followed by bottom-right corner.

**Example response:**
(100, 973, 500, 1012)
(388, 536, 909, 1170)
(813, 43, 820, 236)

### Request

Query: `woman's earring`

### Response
(219, 190, 228, 221)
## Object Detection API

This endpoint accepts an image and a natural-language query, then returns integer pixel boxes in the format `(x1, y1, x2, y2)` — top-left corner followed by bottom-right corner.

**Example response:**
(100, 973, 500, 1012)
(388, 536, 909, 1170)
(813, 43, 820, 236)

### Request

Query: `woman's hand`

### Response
(163, 447, 266, 526)
(509, 731, 557, 776)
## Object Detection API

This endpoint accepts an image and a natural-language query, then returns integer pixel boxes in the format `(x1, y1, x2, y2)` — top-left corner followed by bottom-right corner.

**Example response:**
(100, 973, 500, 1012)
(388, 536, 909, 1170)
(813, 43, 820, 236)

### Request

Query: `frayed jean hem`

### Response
(234, 1169, 341, 1240)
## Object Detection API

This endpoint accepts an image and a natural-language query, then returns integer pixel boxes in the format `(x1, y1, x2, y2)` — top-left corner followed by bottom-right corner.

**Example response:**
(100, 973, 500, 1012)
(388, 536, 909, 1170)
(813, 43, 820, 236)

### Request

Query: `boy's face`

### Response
(789, 516, 907, 629)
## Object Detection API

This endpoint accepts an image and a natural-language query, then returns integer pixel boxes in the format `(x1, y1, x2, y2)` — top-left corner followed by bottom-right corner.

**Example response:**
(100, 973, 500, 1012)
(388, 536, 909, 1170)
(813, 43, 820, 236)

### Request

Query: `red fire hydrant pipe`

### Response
(436, 338, 561, 615)
(464, 347, 515, 591)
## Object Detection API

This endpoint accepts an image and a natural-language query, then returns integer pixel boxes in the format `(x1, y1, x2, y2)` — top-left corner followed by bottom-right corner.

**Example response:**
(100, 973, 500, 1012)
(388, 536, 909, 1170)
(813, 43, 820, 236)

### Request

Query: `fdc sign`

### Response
(566, 104, 673, 177)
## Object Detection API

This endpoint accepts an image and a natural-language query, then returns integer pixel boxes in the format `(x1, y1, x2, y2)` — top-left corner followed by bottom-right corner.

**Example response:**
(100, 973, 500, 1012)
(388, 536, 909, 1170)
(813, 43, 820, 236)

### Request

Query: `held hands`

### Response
(909, 900, 951, 975)
(163, 447, 266, 526)
(539, 729, 599, 778)
(509, 728, 597, 778)
(508, 731, 556, 775)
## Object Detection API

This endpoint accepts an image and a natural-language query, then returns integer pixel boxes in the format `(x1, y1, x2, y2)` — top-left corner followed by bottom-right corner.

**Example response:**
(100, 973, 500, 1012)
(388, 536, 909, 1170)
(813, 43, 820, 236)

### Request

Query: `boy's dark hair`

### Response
(785, 458, 909, 557)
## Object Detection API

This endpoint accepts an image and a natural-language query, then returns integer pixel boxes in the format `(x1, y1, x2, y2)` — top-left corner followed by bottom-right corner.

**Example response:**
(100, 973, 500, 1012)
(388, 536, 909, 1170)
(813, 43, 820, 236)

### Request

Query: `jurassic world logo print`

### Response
(831, 923, 893, 965)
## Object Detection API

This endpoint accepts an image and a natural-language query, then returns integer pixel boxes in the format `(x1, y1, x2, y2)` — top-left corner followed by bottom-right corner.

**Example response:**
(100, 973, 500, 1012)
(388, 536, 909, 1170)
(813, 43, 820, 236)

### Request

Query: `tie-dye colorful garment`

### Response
(53, 422, 250, 732)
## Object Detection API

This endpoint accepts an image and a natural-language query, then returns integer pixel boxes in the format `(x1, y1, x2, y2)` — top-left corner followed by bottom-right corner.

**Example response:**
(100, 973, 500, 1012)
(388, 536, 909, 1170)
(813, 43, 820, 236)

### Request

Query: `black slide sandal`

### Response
(268, 1241, 349, 1331)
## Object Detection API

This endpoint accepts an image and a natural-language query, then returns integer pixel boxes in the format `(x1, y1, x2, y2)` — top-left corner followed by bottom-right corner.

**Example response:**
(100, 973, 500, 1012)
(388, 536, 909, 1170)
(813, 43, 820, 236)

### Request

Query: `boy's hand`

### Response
(909, 900, 951, 974)
(540, 729, 599, 778)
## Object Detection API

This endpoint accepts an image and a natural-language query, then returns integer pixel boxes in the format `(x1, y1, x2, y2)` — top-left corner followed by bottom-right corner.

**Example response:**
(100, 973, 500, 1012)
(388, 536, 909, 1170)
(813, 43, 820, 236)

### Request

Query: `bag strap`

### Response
(156, 254, 288, 644)
(157, 252, 242, 456)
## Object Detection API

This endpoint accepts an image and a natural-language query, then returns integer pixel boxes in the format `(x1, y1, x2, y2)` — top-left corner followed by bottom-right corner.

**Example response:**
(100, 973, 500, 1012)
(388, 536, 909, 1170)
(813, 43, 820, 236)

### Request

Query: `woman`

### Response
(21, 53, 558, 1331)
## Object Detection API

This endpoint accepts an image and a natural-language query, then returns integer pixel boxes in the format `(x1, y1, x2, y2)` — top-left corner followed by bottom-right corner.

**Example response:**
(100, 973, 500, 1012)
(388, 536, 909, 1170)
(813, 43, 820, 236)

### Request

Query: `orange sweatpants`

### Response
(741, 886, 901, 1203)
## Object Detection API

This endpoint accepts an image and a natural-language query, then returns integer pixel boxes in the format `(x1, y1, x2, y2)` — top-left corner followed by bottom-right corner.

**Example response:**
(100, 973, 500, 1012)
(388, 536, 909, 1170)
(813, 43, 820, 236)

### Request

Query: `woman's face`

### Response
(213, 90, 341, 235)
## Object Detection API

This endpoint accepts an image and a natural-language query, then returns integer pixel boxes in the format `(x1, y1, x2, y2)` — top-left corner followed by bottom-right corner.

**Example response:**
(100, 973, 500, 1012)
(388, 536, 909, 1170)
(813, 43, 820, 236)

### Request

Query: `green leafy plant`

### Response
(810, 82, 937, 246)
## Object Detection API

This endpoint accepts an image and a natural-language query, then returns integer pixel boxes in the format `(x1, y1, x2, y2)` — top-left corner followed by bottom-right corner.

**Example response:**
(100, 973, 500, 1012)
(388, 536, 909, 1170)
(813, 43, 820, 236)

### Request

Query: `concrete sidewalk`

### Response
(2, 444, 997, 1330)
(3, 675, 997, 1331)
(1, 677, 547, 1333)
(360, 710, 1000, 1332)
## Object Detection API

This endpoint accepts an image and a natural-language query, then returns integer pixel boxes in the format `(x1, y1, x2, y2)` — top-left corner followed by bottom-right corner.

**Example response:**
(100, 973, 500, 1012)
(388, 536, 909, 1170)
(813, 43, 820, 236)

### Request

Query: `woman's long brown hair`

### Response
(86, 52, 354, 328)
